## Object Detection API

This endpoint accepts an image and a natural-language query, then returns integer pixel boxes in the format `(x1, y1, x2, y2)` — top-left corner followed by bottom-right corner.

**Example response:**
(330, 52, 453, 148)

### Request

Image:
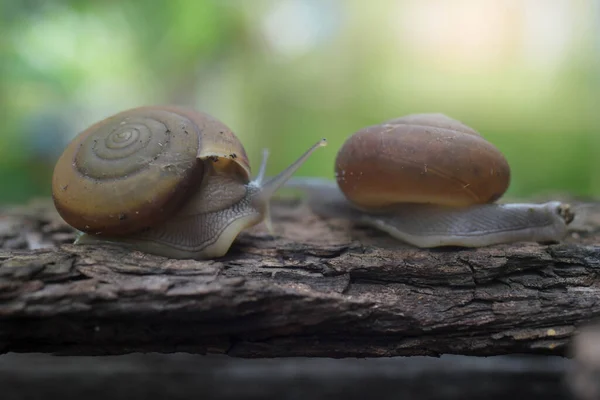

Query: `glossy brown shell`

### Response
(52, 105, 251, 235)
(334, 113, 511, 209)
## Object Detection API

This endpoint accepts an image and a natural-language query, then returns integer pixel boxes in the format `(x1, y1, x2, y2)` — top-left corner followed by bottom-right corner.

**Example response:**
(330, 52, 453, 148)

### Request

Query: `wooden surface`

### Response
(0, 196, 599, 357)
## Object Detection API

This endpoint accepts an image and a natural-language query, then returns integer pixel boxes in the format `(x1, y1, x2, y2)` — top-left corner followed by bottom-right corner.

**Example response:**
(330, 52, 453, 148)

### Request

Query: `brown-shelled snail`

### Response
(287, 113, 575, 248)
(51, 105, 326, 259)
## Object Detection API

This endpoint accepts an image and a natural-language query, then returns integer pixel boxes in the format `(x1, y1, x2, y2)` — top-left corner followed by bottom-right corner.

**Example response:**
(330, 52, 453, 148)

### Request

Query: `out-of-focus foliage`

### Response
(0, 0, 599, 205)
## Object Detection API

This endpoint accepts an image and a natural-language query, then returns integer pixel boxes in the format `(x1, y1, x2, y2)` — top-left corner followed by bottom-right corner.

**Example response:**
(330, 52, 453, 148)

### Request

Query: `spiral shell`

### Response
(52, 106, 250, 235)
(335, 113, 511, 209)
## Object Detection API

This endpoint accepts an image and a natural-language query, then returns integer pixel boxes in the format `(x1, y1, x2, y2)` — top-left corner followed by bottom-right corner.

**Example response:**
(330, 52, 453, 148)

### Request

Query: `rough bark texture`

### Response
(0, 196, 599, 358)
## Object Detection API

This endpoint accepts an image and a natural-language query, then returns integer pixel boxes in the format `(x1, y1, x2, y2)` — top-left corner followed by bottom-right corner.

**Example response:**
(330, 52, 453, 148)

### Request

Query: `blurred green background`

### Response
(1, 0, 599, 206)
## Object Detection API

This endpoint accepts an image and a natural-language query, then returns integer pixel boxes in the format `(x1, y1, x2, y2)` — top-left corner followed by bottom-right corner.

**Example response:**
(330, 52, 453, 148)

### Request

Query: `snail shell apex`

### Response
(335, 113, 511, 209)
(51, 106, 250, 236)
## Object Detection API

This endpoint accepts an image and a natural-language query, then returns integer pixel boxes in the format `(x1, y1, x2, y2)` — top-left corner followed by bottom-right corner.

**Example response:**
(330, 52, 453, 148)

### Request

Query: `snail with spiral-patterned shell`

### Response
(287, 113, 575, 248)
(52, 105, 326, 259)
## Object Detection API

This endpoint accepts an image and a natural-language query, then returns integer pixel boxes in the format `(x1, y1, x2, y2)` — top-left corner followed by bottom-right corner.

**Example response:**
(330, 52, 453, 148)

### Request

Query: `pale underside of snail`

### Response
(286, 113, 574, 248)
(52, 105, 326, 260)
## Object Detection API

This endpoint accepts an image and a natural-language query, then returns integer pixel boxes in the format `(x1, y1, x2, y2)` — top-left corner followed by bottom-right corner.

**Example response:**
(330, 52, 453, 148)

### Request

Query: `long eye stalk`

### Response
(252, 138, 327, 232)
(257, 138, 327, 201)
(254, 148, 270, 186)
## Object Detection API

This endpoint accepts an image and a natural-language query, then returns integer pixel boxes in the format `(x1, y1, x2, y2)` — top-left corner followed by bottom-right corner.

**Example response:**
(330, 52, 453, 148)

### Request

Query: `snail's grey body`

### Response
(286, 178, 573, 248)
(76, 184, 264, 259)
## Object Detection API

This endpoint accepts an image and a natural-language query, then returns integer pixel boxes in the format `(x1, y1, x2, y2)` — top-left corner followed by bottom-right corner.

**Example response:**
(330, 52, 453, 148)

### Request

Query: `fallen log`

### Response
(0, 196, 599, 357)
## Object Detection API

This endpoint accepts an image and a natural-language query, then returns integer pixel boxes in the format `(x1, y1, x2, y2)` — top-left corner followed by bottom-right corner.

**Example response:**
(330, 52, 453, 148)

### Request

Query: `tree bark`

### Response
(0, 197, 599, 358)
